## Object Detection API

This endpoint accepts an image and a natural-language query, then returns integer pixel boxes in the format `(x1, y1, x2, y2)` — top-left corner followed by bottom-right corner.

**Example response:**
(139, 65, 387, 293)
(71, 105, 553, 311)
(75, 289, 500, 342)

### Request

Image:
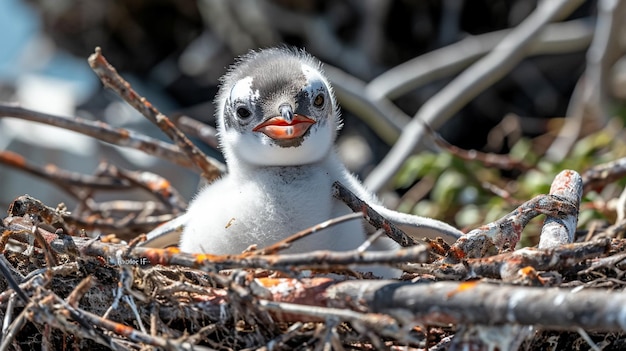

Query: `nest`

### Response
(1, 38, 626, 349)
(2, 185, 626, 350)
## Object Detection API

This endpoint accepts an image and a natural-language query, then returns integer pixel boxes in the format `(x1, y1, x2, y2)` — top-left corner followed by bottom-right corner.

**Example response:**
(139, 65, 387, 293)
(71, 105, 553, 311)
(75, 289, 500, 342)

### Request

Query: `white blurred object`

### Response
(0, 74, 97, 156)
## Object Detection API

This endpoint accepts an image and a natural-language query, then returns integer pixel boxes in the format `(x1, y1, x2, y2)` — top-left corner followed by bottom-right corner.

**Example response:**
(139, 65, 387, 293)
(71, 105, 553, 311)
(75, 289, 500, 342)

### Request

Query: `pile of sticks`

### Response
(1, 42, 626, 349)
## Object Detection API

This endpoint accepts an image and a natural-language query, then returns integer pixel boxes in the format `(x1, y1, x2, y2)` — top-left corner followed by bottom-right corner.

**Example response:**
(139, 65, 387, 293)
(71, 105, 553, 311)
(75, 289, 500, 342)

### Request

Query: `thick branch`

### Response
(365, 0, 585, 192)
(326, 279, 626, 332)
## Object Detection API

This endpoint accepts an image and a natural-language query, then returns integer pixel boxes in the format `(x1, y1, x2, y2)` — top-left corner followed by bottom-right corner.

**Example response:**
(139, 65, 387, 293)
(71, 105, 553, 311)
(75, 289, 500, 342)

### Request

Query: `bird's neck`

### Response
(227, 151, 341, 181)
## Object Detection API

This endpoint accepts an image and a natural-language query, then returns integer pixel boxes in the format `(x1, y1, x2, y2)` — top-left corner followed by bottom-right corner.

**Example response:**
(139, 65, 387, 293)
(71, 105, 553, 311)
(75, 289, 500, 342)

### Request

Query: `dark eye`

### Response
(236, 107, 251, 119)
(313, 93, 325, 108)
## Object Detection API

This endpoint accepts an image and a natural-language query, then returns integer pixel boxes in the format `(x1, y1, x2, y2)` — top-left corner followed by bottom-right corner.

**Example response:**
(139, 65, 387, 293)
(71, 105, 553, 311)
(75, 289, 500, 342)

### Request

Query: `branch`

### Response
(0, 103, 199, 170)
(405, 239, 610, 281)
(4, 217, 429, 272)
(445, 171, 580, 262)
(539, 170, 583, 248)
(326, 279, 626, 332)
(88, 47, 224, 181)
(582, 156, 626, 193)
(323, 64, 408, 145)
(332, 182, 419, 247)
(366, 19, 593, 100)
(547, 0, 626, 160)
(365, 0, 585, 192)
(0, 150, 129, 191)
(173, 115, 219, 149)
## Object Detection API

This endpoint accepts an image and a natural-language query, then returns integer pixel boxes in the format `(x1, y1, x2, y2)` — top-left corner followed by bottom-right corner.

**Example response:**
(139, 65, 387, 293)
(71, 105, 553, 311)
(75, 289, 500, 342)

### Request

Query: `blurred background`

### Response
(1, 0, 624, 239)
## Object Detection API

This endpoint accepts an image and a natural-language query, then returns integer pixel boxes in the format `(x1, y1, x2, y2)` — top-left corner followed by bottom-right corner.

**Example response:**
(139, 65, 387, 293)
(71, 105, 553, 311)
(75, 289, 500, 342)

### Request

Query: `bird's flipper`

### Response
(141, 213, 189, 248)
(370, 204, 463, 244)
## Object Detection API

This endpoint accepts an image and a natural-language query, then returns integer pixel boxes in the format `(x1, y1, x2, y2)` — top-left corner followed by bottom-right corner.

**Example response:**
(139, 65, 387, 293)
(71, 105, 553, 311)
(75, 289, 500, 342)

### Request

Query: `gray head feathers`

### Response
(215, 47, 341, 132)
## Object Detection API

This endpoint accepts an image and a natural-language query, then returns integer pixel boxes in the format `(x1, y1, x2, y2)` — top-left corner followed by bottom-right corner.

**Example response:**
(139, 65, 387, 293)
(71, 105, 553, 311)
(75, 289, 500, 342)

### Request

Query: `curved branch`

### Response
(367, 19, 593, 101)
(364, 0, 585, 192)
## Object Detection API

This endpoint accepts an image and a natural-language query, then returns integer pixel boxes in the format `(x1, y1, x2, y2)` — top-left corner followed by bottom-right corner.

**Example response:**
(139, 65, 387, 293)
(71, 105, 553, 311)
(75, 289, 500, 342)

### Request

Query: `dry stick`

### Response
(66, 212, 177, 236)
(88, 47, 223, 182)
(539, 170, 583, 248)
(445, 193, 578, 263)
(582, 156, 626, 193)
(173, 115, 219, 149)
(0, 267, 114, 349)
(0, 255, 29, 303)
(103, 164, 187, 214)
(365, 0, 585, 192)
(257, 322, 304, 351)
(422, 123, 533, 171)
(547, 1, 626, 161)
(76, 304, 181, 348)
(255, 212, 364, 255)
(114, 239, 430, 271)
(412, 239, 609, 281)
(0, 150, 130, 190)
(6, 194, 176, 237)
(28, 294, 121, 351)
(2, 148, 185, 224)
(7, 195, 70, 233)
(258, 300, 403, 340)
(325, 279, 626, 332)
(324, 20, 593, 146)
(331, 181, 419, 247)
(607, 218, 626, 238)
(366, 19, 593, 101)
(4, 217, 430, 271)
(0, 103, 198, 170)
(4, 264, 206, 350)
(0, 306, 28, 351)
(580, 242, 626, 274)
(323, 65, 407, 145)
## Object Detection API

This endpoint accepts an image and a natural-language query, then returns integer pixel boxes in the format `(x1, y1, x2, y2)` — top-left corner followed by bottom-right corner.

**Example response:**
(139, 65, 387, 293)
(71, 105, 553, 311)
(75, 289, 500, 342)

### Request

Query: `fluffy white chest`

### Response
(180, 165, 364, 254)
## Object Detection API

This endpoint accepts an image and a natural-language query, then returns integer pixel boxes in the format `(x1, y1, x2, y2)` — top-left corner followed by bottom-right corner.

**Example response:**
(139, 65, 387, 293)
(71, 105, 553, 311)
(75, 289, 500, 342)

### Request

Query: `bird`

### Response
(143, 47, 463, 277)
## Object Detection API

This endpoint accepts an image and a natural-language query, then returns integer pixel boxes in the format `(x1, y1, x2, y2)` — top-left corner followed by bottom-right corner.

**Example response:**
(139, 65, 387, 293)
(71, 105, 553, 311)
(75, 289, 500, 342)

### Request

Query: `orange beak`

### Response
(253, 115, 316, 140)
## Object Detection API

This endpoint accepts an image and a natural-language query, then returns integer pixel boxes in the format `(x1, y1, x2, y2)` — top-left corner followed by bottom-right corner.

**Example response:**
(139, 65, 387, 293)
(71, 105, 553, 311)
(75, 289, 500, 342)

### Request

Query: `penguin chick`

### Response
(155, 47, 463, 277)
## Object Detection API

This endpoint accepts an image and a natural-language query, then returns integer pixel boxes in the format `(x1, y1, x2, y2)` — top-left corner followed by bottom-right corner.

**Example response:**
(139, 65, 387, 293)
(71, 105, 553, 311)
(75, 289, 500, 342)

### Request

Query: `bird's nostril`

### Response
(279, 104, 294, 122)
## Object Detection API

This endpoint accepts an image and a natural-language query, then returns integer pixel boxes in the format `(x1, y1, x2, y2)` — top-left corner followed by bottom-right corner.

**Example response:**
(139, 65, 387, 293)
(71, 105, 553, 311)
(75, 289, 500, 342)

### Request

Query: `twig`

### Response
(66, 276, 93, 307)
(539, 170, 583, 248)
(258, 300, 404, 341)
(173, 115, 219, 149)
(254, 212, 364, 255)
(88, 47, 223, 181)
(323, 19, 593, 147)
(331, 182, 418, 247)
(366, 19, 593, 100)
(323, 64, 407, 145)
(0, 103, 200, 170)
(582, 156, 626, 193)
(423, 122, 533, 171)
(5, 217, 429, 271)
(102, 164, 187, 214)
(0, 307, 27, 351)
(326, 279, 626, 332)
(140, 241, 429, 272)
(445, 191, 578, 262)
(257, 322, 304, 351)
(547, 0, 626, 161)
(365, 0, 585, 192)
(0, 255, 29, 303)
(1, 158, 186, 236)
(7, 194, 70, 234)
(0, 150, 130, 191)
(408, 239, 610, 281)
(593, 218, 626, 239)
